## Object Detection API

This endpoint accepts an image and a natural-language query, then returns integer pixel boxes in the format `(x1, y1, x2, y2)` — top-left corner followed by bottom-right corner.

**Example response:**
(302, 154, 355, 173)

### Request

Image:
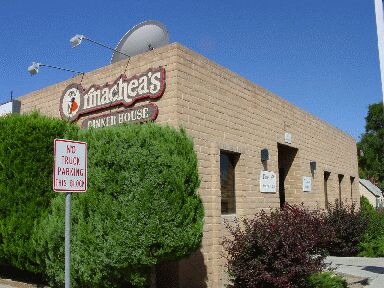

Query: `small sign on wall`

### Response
(260, 171, 277, 193)
(284, 132, 292, 144)
(303, 176, 312, 192)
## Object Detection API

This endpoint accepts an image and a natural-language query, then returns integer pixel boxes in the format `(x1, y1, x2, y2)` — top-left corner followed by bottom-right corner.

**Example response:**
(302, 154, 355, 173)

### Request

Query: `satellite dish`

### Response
(111, 20, 169, 64)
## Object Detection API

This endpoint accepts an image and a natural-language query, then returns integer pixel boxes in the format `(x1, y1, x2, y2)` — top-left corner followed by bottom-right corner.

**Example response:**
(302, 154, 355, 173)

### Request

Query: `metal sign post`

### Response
(65, 192, 71, 288)
(54, 139, 87, 288)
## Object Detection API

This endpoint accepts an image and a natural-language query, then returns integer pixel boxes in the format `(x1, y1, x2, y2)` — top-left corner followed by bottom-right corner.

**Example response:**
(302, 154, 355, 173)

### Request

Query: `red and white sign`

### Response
(54, 139, 87, 192)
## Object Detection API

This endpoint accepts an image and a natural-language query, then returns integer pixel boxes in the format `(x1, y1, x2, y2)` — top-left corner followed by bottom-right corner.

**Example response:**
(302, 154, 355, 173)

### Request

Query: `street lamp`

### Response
(70, 34, 129, 58)
(27, 62, 83, 76)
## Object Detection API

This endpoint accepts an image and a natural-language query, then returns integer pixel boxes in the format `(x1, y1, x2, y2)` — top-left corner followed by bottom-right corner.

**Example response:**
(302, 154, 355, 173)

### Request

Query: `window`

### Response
(350, 176, 355, 200)
(220, 151, 239, 214)
(324, 171, 331, 208)
(338, 174, 344, 201)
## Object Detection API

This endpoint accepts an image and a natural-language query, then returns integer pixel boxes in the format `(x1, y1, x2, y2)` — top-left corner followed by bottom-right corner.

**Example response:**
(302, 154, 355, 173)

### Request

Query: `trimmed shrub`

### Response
(308, 272, 347, 288)
(34, 123, 204, 287)
(224, 205, 331, 288)
(324, 200, 367, 256)
(359, 235, 384, 257)
(0, 113, 76, 272)
(360, 195, 384, 238)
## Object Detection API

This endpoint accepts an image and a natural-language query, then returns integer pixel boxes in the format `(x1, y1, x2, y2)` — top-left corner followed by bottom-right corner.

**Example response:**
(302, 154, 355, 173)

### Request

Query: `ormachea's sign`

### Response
(60, 67, 165, 123)
(82, 103, 158, 129)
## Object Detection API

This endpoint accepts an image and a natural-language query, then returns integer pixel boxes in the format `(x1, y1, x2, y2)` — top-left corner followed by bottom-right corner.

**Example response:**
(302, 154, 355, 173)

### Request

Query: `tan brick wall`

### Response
(17, 43, 359, 288)
(172, 44, 359, 288)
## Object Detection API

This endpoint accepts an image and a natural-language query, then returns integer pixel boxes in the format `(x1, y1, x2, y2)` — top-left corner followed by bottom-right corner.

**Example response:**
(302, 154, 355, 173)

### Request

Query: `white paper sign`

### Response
(303, 176, 312, 192)
(260, 171, 277, 193)
(284, 132, 292, 144)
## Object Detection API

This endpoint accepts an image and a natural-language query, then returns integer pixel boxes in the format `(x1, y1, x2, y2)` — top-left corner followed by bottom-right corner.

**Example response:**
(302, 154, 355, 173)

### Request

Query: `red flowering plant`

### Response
(223, 204, 333, 288)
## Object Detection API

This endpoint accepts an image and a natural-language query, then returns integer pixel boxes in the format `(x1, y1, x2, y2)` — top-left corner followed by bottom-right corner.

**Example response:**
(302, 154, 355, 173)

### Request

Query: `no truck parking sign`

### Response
(53, 138, 88, 288)
(54, 139, 87, 192)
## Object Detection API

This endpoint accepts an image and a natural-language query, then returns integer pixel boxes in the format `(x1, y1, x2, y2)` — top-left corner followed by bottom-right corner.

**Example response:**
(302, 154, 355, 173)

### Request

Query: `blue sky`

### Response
(0, 0, 382, 140)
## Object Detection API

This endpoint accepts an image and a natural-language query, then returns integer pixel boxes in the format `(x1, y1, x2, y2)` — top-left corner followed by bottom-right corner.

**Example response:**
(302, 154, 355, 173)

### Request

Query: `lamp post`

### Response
(27, 62, 83, 76)
(70, 34, 130, 58)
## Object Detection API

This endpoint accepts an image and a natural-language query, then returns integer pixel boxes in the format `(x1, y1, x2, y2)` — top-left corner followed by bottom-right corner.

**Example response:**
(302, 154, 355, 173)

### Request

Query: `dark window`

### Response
(220, 151, 239, 214)
(324, 171, 331, 208)
(350, 176, 355, 200)
(338, 174, 344, 201)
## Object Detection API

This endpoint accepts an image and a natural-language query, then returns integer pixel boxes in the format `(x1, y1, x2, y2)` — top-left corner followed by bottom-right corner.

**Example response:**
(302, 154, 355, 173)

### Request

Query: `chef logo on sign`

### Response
(59, 67, 165, 122)
(61, 84, 82, 120)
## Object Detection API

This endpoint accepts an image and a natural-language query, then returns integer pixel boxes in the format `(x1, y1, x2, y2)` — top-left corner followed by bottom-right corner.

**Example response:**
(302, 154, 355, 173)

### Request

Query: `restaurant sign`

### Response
(82, 103, 158, 129)
(60, 67, 165, 122)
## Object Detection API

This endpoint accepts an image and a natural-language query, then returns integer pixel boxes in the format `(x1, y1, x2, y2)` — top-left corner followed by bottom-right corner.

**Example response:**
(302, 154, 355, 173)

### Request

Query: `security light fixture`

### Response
(70, 34, 85, 48)
(28, 62, 83, 76)
(70, 34, 129, 58)
(27, 62, 40, 76)
(310, 161, 317, 172)
(261, 148, 269, 162)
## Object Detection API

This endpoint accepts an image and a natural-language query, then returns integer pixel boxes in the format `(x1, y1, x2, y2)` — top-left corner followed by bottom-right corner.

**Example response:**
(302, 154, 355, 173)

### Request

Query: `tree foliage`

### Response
(34, 123, 204, 287)
(357, 102, 384, 189)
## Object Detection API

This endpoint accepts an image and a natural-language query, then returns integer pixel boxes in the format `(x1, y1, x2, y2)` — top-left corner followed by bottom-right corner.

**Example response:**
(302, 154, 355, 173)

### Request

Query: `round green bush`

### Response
(0, 112, 76, 272)
(34, 123, 204, 287)
(308, 272, 347, 288)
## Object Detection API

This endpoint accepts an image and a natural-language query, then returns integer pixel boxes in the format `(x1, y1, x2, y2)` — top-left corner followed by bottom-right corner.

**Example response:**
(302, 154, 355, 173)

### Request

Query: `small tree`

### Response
(224, 205, 331, 288)
(35, 123, 204, 287)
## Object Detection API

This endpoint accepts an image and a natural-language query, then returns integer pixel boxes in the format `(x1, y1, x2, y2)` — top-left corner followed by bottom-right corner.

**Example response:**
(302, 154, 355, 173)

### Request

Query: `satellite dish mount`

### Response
(110, 20, 169, 64)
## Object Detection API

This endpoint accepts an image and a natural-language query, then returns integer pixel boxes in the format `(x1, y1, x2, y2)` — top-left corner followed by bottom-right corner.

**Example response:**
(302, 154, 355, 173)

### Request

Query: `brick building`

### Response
(18, 43, 359, 288)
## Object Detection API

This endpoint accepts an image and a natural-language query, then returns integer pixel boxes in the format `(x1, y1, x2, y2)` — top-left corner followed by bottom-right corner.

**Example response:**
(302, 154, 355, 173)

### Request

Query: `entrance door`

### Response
(277, 143, 298, 208)
(279, 167, 286, 208)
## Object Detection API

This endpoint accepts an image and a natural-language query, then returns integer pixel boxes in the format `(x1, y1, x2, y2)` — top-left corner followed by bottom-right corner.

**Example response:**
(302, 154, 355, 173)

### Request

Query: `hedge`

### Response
(0, 112, 76, 272)
(34, 123, 204, 287)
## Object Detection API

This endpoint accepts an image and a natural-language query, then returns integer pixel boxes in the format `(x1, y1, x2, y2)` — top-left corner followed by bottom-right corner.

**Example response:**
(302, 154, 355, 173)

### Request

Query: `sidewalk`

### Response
(1, 257, 383, 287)
(326, 256, 384, 288)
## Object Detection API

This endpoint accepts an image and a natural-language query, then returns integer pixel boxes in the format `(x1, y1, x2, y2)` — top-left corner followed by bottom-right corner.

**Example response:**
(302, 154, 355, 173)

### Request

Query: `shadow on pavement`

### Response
(362, 266, 384, 274)
(0, 264, 47, 287)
